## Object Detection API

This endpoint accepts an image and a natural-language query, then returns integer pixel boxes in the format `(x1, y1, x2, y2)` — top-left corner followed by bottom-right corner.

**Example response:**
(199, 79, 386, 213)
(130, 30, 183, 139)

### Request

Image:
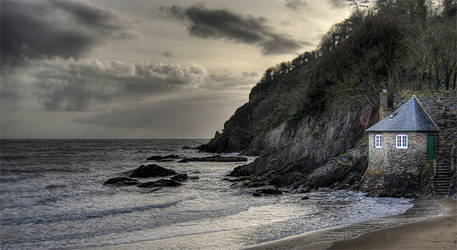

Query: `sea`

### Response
(0, 139, 415, 249)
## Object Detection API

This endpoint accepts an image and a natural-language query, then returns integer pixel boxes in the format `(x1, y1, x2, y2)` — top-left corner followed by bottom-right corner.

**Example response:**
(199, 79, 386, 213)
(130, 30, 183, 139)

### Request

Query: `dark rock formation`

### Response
(104, 177, 140, 186)
(179, 155, 247, 163)
(137, 179, 182, 188)
(229, 134, 370, 192)
(130, 164, 177, 178)
(171, 174, 188, 182)
(147, 155, 180, 161)
(253, 188, 282, 196)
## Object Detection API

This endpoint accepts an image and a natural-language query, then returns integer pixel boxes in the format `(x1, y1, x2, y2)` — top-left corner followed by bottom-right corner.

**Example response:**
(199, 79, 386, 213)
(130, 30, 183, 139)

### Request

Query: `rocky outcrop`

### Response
(147, 155, 180, 161)
(179, 155, 248, 163)
(130, 164, 177, 178)
(137, 179, 182, 188)
(228, 97, 376, 189)
(171, 174, 188, 182)
(104, 177, 140, 186)
(231, 137, 369, 191)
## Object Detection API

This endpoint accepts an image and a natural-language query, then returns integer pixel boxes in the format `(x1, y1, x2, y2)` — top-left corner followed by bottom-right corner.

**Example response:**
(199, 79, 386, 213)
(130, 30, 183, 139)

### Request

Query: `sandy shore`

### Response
(247, 198, 456, 250)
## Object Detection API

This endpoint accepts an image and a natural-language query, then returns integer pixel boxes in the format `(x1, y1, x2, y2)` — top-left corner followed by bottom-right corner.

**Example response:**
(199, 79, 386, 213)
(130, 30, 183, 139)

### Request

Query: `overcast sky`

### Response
(1, 0, 352, 139)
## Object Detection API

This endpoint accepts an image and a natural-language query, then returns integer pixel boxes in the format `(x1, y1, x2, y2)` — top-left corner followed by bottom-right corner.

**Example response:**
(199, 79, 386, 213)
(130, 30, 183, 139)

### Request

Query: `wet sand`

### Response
(247, 198, 456, 250)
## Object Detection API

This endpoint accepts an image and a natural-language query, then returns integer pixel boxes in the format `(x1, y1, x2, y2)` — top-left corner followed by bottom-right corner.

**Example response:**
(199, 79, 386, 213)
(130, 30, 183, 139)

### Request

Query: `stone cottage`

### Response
(360, 95, 441, 197)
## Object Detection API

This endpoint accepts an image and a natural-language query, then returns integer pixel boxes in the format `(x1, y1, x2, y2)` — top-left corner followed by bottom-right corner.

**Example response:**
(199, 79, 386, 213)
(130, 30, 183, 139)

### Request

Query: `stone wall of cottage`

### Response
(361, 132, 434, 197)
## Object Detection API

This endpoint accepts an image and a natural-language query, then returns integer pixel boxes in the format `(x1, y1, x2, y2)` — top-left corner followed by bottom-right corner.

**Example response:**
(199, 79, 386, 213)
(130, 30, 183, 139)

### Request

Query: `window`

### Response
(396, 135, 408, 149)
(375, 135, 382, 148)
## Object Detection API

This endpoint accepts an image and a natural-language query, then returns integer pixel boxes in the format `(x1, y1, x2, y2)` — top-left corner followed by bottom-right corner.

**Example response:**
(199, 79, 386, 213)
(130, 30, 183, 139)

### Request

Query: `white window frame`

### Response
(375, 134, 382, 148)
(396, 135, 408, 149)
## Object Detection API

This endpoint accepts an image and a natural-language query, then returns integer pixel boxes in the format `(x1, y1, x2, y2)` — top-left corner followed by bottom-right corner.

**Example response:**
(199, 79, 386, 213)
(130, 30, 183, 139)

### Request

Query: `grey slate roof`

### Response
(366, 95, 439, 132)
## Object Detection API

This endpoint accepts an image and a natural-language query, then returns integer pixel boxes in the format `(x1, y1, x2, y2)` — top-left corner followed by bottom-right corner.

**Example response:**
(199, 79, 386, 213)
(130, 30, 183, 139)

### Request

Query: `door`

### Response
(427, 135, 436, 160)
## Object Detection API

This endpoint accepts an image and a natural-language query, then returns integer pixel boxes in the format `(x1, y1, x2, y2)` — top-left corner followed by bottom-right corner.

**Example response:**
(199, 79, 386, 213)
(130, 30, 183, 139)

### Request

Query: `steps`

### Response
(434, 163, 451, 195)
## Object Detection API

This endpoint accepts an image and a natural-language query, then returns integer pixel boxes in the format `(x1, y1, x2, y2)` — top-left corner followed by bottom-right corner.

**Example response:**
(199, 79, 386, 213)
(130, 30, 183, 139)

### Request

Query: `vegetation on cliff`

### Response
(201, 0, 456, 155)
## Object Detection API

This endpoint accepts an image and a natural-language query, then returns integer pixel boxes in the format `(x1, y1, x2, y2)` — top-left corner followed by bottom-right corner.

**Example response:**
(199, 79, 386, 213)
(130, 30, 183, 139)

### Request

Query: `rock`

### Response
(147, 154, 180, 161)
(301, 196, 310, 200)
(243, 180, 268, 188)
(137, 179, 182, 188)
(188, 175, 199, 180)
(228, 163, 254, 176)
(171, 174, 188, 182)
(253, 188, 282, 195)
(179, 155, 248, 163)
(156, 159, 175, 162)
(130, 164, 177, 178)
(104, 177, 140, 186)
(252, 192, 261, 197)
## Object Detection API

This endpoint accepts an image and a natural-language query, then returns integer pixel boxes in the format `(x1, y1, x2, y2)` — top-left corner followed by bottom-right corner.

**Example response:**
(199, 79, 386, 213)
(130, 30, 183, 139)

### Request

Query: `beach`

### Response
(247, 198, 456, 250)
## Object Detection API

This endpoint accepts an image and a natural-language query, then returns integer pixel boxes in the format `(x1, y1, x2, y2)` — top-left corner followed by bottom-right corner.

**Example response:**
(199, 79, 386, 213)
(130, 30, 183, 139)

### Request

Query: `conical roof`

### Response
(366, 95, 439, 132)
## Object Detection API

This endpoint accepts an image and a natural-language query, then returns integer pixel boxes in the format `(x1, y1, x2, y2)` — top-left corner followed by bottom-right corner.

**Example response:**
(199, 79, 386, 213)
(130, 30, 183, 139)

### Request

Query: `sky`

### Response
(1, 0, 352, 139)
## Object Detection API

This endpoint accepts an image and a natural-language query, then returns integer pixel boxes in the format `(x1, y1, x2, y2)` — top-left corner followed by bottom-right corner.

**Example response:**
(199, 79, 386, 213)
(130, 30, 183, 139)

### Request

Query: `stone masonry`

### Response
(361, 132, 435, 197)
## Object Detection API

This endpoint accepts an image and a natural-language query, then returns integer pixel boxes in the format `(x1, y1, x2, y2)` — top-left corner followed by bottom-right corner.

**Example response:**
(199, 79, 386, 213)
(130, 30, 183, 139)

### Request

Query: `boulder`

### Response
(179, 155, 248, 163)
(104, 177, 140, 186)
(137, 179, 182, 188)
(301, 196, 310, 200)
(171, 174, 188, 182)
(130, 164, 177, 178)
(147, 154, 180, 161)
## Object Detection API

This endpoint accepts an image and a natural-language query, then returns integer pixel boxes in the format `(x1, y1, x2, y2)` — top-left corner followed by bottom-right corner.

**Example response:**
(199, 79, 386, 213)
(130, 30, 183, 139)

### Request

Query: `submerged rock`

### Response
(171, 174, 188, 182)
(179, 155, 248, 163)
(253, 188, 282, 196)
(137, 179, 182, 188)
(104, 177, 140, 186)
(147, 154, 180, 161)
(130, 164, 177, 178)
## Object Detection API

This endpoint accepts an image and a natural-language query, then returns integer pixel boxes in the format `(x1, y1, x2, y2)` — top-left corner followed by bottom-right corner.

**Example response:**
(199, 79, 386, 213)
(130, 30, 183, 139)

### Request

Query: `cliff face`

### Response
(228, 96, 378, 190)
(199, 63, 314, 155)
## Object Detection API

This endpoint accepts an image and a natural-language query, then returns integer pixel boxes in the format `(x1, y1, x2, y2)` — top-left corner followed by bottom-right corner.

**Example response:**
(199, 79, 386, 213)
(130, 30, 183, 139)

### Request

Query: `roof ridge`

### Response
(412, 95, 440, 131)
(411, 95, 419, 130)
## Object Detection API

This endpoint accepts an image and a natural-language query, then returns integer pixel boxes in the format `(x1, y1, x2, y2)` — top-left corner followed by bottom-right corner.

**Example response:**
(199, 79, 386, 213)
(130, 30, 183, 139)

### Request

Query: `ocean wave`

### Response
(0, 201, 180, 226)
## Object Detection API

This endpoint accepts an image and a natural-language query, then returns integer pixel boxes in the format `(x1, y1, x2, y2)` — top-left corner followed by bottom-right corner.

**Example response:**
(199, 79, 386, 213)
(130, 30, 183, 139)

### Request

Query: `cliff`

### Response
(200, 4, 457, 197)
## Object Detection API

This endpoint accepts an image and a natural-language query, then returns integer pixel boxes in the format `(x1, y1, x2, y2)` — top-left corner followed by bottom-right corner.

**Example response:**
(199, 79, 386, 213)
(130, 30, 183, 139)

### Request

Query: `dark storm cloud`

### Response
(160, 4, 303, 55)
(1, 0, 134, 67)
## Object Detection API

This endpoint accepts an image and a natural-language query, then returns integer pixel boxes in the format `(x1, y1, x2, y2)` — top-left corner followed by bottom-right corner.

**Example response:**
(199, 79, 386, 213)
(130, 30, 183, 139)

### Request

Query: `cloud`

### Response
(329, 0, 350, 8)
(162, 51, 175, 58)
(285, 0, 309, 10)
(1, 58, 256, 112)
(160, 4, 303, 55)
(1, 59, 211, 111)
(1, 0, 134, 67)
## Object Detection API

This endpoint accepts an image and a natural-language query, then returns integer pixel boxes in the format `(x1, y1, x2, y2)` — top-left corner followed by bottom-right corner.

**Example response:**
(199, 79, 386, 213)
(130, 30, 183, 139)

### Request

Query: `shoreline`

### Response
(246, 198, 456, 250)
